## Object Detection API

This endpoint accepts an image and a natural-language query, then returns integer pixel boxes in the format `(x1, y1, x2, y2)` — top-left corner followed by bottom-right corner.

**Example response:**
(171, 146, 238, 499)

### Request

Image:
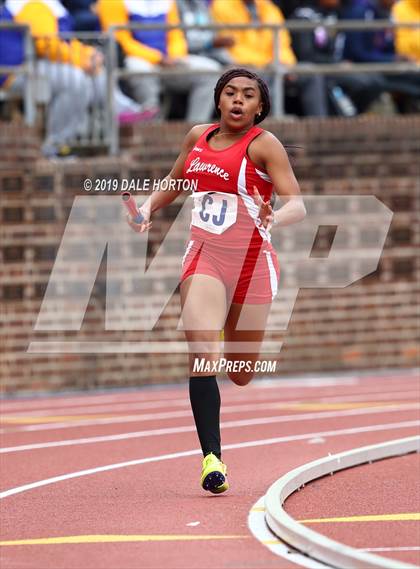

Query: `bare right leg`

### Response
(180, 274, 227, 375)
(181, 274, 229, 492)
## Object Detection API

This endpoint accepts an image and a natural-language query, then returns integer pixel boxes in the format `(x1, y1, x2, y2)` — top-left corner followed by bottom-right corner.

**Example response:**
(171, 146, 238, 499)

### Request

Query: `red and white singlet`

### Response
(181, 124, 279, 304)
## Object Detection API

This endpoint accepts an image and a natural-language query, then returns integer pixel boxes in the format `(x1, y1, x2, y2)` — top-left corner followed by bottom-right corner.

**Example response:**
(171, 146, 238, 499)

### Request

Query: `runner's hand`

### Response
(126, 206, 152, 233)
(253, 186, 274, 230)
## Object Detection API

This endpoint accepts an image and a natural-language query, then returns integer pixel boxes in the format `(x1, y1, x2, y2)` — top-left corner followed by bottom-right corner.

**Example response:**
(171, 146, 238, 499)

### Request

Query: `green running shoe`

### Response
(200, 453, 229, 494)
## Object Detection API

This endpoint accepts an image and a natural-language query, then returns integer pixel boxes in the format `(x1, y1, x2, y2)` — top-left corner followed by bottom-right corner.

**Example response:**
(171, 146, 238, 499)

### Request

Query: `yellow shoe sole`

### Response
(201, 457, 229, 494)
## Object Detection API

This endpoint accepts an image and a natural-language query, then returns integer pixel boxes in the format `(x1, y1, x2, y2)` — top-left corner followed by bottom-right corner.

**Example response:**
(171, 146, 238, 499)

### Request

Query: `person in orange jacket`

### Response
(211, 0, 329, 116)
(97, 0, 221, 121)
(392, 0, 420, 64)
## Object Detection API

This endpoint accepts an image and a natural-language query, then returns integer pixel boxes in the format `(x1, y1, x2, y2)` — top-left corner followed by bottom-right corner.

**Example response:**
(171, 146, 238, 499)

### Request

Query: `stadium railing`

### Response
(1, 20, 418, 155)
(0, 27, 112, 150)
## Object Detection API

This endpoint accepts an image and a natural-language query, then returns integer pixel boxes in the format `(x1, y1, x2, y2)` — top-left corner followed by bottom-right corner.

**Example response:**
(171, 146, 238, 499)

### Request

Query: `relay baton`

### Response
(122, 191, 145, 224)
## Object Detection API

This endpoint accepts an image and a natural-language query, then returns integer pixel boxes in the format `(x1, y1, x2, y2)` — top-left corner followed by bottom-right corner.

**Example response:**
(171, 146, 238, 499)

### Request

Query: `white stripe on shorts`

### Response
(264, 250, 278, 300)
(181, 240, 195, 268)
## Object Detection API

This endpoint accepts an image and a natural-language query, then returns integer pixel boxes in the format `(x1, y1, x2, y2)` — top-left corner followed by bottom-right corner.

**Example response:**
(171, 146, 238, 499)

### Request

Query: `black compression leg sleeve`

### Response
(189, 375, 221, 459)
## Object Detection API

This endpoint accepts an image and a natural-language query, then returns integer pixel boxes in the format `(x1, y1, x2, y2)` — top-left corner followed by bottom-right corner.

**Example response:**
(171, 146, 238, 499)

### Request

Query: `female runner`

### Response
(128, 68, 306, 494)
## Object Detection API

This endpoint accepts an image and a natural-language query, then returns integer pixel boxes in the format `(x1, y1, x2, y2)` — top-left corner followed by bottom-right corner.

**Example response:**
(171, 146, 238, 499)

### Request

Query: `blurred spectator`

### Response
(62, 0, 100, 32)
(97, 0, 220, 122)
(343, 0, 420, 112)
(291, 0, 387, 114)
(0, 0, 148, 157)
(211, 0, 330, 117)
(343, 0, 396, 63)
(271, 0, 300, 19)
(176, 0, 234, 65)
(392, 0, 420, 63)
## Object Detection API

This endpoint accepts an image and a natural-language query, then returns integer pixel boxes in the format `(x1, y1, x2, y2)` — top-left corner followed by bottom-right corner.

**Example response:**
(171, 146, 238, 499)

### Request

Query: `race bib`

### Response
(191, 191, 238, 235)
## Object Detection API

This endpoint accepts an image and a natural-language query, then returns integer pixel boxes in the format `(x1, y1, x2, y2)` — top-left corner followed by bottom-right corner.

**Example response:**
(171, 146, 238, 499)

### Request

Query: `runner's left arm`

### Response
(251, 132, 306, 228)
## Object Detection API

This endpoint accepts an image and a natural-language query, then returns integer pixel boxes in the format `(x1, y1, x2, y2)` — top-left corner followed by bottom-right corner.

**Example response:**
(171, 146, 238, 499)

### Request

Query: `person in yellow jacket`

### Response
(212, 0, 296, 67)
(97, 0, 221, 121)
(392, 0, 420, 63)
(0, 0, 146, 157)
(211, 0, 329, 116)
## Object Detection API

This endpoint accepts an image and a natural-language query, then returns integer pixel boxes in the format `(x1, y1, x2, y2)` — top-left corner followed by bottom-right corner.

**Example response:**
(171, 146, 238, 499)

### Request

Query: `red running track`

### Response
(0, 370, 419, 569)
(285, 453, 420, 566)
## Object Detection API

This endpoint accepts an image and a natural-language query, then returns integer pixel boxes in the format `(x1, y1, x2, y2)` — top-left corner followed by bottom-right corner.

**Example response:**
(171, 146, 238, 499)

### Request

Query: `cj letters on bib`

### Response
(191, 192, 238, 235)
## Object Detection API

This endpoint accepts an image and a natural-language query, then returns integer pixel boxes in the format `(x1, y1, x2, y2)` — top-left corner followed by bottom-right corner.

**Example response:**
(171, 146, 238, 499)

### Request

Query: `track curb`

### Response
(265, 435, 420, 569)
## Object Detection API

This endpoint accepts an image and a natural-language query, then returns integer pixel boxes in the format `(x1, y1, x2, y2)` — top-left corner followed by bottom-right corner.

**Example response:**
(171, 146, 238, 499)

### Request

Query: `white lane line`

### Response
(0, 368, 419, 412)
(248, 496, 326, 568)
(0, 392, 185, 412)
(0, 384, 218, 413)
(0, 378, 358, 415)
(255, 374, 418, 391)
(0, 409, 194, 431)
(318, 390, 420, 404)
(1, 419, 418, 499)
(0, 377, 354, 413)
(1, 373, 416, 417)
(0, 398, 192, 418)
(2, 371, 416, 413)
(0, 392, 361, 419)
(0, 400, 314, 433)
(362, 548, 420, 553)
(1, 404, 419, 454)
(2, 388, 419, 420)
(2, 397, 418, 435)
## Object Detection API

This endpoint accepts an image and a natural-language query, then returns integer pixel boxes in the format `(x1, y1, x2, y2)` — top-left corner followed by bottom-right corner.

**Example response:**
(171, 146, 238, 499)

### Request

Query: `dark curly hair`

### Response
(214, 68, 271, 124)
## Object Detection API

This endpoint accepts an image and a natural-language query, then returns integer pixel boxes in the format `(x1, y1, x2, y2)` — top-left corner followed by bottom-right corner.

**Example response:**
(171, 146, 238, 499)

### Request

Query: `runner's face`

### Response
(218, 77, 263, 129)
